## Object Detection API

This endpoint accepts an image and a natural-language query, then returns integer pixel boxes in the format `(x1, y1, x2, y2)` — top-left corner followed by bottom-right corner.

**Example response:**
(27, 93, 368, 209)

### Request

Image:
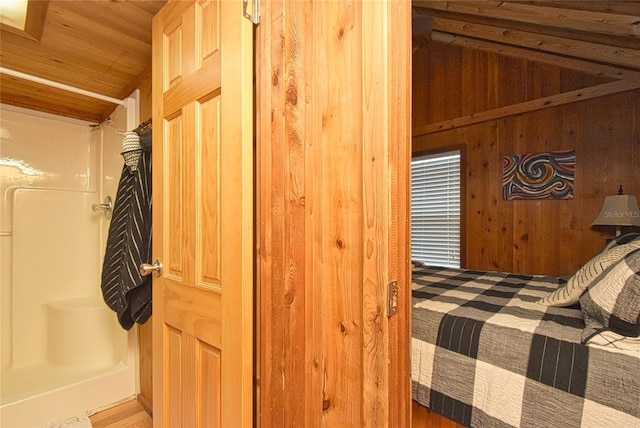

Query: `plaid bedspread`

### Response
(411, 265, 640, 428)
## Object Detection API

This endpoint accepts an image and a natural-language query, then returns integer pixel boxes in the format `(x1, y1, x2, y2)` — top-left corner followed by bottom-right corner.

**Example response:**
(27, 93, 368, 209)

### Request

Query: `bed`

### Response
(411, 233, 640, 428)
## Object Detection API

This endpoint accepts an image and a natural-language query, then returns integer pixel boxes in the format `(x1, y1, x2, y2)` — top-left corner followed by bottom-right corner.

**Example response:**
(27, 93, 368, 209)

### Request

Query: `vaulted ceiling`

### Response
(412, 1, 640, 82)
(0, 1, 638, 123)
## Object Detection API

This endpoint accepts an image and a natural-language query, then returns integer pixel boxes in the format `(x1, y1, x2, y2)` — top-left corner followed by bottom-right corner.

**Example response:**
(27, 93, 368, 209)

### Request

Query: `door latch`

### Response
(387, 281, 398, 317)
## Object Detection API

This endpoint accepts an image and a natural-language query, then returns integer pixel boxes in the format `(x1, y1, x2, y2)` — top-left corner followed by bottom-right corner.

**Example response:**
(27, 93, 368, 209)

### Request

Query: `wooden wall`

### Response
(412, 40, 640, 277)
(137, 74, 153, 414)
(257, 1, 411, 426)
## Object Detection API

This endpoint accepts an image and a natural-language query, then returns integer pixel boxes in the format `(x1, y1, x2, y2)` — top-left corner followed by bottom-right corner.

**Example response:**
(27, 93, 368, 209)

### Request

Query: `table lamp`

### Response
(592, 185, 640, 236)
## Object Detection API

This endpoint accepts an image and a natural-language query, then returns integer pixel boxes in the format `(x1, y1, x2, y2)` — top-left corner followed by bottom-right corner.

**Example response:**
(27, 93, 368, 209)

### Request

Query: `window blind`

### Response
(411, 151, 460, 268)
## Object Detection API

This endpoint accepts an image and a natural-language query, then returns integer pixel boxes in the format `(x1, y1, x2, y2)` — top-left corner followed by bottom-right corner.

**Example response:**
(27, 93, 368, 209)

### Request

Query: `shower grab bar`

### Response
(92, 196, 113, 220)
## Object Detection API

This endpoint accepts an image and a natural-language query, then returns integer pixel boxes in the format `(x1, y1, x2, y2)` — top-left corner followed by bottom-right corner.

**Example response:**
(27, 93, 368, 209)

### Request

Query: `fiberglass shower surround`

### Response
(0, 68, 141, 428)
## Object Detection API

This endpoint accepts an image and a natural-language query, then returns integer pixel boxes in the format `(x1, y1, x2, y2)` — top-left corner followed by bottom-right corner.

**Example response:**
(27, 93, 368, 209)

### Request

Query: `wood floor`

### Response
(412, 401, 466, 428)
(90, 397, 456, 427)
(90, 399, 152, 428)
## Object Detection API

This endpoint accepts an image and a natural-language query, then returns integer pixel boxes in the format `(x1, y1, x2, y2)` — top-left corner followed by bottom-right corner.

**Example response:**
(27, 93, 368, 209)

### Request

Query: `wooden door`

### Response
(151, 1, 253, 427)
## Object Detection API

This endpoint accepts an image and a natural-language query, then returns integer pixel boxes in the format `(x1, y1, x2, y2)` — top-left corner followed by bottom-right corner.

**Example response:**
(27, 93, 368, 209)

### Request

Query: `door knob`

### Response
(140, 259, 163, 277)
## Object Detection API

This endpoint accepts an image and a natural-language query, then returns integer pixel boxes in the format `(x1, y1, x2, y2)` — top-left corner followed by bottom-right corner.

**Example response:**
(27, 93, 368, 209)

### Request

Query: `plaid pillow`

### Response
(601, 231, 640, 254)
(537, 240, 640, 307)
(580, 247, 640, 342)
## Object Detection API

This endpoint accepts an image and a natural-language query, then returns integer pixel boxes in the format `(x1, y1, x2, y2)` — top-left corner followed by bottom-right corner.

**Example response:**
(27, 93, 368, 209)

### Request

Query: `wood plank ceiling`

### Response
(411, 1, 640, 137)
(0, 0, 166, 123)
(0, 1, 638, 123)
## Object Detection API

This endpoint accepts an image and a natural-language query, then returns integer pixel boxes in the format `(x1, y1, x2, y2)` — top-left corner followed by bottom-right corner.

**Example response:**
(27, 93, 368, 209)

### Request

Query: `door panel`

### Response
(152, 1, 253, 426)
(198, 96, 221, 287)
(165, 114, 184, 279)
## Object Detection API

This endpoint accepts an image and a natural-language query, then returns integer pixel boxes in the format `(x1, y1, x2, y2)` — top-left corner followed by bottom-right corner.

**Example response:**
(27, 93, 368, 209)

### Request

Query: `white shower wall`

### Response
(0, 104, 138, 426)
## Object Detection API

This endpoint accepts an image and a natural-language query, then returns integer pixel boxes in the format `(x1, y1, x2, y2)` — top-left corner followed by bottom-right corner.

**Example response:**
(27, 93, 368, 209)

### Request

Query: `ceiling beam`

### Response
(430, 17, 640, 70)
(430, 31, 640, 83)
(413, 79, 640, 137)
(414, 1, 640, 39)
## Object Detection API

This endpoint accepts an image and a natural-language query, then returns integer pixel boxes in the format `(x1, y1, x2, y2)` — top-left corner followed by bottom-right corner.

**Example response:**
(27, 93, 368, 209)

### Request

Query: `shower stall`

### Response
(0, 96, 140, 427)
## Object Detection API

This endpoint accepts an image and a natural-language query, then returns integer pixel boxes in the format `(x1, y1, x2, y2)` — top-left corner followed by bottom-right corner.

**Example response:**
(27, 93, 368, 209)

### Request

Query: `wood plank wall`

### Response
(137, 75, 153, 415)
(412, 40, 640, 277)
(257, 1, 411, 426)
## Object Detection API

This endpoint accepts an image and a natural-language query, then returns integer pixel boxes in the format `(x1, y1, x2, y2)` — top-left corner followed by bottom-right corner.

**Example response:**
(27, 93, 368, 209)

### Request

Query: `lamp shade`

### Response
(592, 195, 640, 226)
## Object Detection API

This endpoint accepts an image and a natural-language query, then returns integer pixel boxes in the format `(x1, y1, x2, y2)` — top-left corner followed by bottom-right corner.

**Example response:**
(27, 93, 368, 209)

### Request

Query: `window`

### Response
(411, 150, 461, 268)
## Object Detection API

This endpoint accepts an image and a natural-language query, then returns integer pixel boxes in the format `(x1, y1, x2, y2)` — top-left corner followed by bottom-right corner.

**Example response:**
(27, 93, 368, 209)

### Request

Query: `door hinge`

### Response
(243, 0, 260, 25)
(387, 281, 399, 317)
